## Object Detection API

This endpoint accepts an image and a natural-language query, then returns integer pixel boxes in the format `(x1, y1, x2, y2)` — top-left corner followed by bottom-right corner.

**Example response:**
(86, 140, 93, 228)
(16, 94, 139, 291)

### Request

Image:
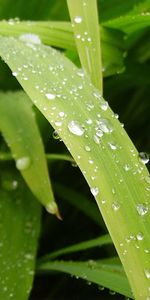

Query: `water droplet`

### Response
(137, 232, 144, 241)
(19, 33, 41, 44)
(100, 101, 108, 111)
(108, 142, 117, 150)
(86, 119, 93, 125)
(98, 285, 105, 291)
(52, 130, 60, 140)
(68, 120, 85, 136)
(98, 118, 113, 133)
(59, 111, 65, 117)
(112, 201, 120, 211)
(145, 269, 150, 279)
(136, 204, 148, 216)
(16, 157, 31, 171)
(45, 93, 56, 100)
(124, 164, 131, 171)
(139, 152, 149, 164)
(90, 187, 99, 196)
(74, 16, 82, 23)
(12, 71, 18, 77)
(94, 135, 100, 144)
(96, 129, 103, 137)
(85, 145, 91, 152)
(109, 290, 116, 295)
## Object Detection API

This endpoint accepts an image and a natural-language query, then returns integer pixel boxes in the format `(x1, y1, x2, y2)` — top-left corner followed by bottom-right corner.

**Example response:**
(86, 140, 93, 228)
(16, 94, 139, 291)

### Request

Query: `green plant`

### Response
(0, 0, 150, 299)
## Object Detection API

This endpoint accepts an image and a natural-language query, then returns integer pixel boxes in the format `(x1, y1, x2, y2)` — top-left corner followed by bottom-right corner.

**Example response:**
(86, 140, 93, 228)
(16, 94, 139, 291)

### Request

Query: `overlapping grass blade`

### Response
(0, 20, 125, 77)
(39, 234, 112, 261)
(0, 37, 149, 299)
(0, 91, 58, 215)
(67, 0, 103, 92)
(0, 168, 41, 300)
(103, 13, 150, 34)
(37, 258, 132, 298)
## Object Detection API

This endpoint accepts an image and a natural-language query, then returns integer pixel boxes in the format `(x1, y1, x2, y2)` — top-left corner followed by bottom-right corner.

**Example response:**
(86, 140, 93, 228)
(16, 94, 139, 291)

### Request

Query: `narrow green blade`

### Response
(103, 13, 150, 34)
(67, 0, 103, 92)
(39, 234, 112, 261)
(0, 20, 125, 77)
(0, 91, 58, 216)
(0, 37, 149, 299)
(0, 168, 41, 300)
(37, 258, 132, 298)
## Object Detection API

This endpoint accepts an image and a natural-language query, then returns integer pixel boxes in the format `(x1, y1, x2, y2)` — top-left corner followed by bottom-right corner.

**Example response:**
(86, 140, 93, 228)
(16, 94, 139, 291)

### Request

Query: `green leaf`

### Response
(0, 168, 41, 300)
(67, 0, 103, 92)
(103, 13, 150, 34)
(0, 91, 59, 216)
(0, 20, 125, 78)
(37, 258, 132, 298)
(39, 234, 112, 261)
(0, 37, 149, 299)
(98, 0, 150, 22)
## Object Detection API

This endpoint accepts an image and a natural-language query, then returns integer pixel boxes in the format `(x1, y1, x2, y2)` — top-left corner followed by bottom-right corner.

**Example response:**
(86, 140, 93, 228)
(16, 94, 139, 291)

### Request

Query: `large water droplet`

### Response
(137, 232, 144, 241)
(90, 187, 99, 196)
(16, 157, 31, 171)
(74, 16, 82, 23)
(98, 118, 113, 133)
(19, 33, 41, 44)
(144, 269, 150, 279)
(68, 120, 85, 136)
(100, 101, 108, 111)
(45, 93, 56, 100)
(139, 152, 149, 164)
(136, 204, 148, 216)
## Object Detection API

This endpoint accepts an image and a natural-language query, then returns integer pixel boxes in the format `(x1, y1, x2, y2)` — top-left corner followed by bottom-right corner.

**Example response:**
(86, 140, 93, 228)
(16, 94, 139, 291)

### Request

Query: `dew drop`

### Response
(108, 142, 117, 150)
(74, 16, 82, 23)
(139, 152, 149, 164)
(124, 164, 131, 171)
(96, 129, 103, 137)
(85, 145, 91, 152)
(98, 118, 113, 133)
(52, 130, 60, 140)
(45, 93, 56, 100)
(16, 157, 31, 171)
(19, 33, 41, 44)
(12, 71, 18, 77)
(90, 187, 99, 196)
(136, 204, 148, 216)
(68, 120, 85, 136)
(112, 201, 120, 211)
(100, 101, 108, 111)
(137, 232, 144, 241)
(144, 269, 150, 279)
(58, 111, 65, 117)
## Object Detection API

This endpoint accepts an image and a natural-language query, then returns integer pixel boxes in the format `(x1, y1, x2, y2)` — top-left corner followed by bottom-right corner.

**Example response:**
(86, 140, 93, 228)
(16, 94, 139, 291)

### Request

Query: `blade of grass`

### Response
(0, 20, 125, 78)
(0, 37, 150, 299)
(0, 152, 74, 164)
(37, 258, 132, 298)
(38, 234, 112, 262)
(0, 91, 59, 216)
(67, 0, 103, 93)
(0, 167, 41, 300)
(103, 13, 150, 34)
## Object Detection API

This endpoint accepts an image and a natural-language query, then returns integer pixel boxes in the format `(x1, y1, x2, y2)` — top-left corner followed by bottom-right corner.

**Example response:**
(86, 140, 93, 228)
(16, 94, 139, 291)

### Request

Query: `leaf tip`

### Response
(45, 202, 62, 220)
